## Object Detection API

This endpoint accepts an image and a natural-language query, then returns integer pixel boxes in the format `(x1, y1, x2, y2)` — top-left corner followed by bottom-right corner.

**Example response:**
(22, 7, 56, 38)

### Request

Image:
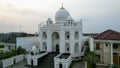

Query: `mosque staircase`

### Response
(37, 52, 59, 68)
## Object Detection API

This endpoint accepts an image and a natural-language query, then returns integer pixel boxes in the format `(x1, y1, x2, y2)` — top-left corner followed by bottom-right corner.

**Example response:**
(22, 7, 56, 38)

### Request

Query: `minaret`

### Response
(61, 3, 64, 9)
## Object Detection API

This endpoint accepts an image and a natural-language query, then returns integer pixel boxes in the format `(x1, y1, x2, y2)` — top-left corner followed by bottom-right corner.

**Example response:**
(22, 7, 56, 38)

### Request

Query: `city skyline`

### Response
(0, 0, 120, 33)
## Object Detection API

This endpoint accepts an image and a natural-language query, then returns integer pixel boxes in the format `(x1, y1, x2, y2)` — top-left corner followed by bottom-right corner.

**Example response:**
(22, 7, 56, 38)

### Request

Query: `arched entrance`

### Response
(56, 44, 59, 52)
(52, 32, 60, 52)
(43, 42, 47, 51)
(31, 59, 33, 66)
(59, 64, 62, 68)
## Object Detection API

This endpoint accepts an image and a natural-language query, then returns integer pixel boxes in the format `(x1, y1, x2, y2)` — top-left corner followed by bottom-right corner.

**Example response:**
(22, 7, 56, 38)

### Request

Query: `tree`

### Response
(20, 33, 27, 37)
(84, 51, 97, 68)
(16, 46, 27, 55)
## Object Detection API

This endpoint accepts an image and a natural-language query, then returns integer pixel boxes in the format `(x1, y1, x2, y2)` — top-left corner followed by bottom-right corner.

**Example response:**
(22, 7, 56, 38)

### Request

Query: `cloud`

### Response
(0, 0, 120, 33)
(19, 9, 39, 15)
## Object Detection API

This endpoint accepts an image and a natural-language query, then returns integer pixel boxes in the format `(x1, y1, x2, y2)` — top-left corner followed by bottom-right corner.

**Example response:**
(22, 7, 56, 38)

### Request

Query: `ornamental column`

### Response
(110, 43, 113, 65)
(60, 29, 65, 53)
(89, 37, 94, 51)
(70, 29, 74, 55)
(39, 29, 43, 51)
(47, 30, 52, 52)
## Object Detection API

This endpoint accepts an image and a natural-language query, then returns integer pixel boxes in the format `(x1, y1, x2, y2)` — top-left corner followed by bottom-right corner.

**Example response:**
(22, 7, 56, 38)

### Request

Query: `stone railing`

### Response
(1, 54, 24, 68)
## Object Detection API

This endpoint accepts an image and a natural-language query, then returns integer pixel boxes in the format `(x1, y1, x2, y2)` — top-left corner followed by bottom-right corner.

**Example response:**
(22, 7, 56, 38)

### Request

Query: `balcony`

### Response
(95, 48, 102, 54)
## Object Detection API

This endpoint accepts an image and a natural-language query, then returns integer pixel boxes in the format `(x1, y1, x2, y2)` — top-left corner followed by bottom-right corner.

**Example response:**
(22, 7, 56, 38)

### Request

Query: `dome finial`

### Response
(61, 3, 64, 9)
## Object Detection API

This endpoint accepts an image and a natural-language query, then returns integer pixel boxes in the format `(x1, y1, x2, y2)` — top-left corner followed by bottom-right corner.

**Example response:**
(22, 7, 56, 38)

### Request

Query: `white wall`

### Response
(2, 57, 13, 68)
(2, 54, 24, 68)
(82, 36, 94, 51)
(16, 37, 39, 52)
(15, 54, 24, 63)
(54, 54, 72, 68)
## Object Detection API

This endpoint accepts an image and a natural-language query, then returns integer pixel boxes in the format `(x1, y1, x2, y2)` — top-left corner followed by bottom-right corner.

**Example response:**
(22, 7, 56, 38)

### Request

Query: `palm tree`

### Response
(84, 51, 97, 68)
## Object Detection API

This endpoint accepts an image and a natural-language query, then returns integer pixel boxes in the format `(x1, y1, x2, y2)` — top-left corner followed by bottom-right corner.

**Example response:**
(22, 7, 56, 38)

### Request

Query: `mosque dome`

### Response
(55, 6, 70, 23)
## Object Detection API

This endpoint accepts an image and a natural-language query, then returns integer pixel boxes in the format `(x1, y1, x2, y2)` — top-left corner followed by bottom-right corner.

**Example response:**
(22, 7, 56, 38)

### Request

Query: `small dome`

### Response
(46, 18, 53, 24)
(31, 45, 37, 51)
(55, 8, 70, 23)
(47, 18, 52, 21)
(30, 45, 39, 55)
(66, 16, 74, 21)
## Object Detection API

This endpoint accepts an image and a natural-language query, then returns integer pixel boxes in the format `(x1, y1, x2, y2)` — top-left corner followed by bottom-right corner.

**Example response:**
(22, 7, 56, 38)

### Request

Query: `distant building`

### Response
(16, 37, 39, 52)
(0, 32, 36, 43)
(0, 42, 15, 52)
(93, 29, 120, 65)
(83, 33, 99, 37)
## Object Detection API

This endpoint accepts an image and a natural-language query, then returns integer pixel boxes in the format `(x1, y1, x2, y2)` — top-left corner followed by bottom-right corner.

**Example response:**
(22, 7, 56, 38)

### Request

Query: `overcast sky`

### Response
(0, 0, 120, 33)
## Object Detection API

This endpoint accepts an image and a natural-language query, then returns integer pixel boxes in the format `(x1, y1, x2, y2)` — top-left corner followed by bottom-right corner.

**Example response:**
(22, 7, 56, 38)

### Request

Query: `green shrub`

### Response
(0, 45, 4, 48)
(0, 46, 26, 60)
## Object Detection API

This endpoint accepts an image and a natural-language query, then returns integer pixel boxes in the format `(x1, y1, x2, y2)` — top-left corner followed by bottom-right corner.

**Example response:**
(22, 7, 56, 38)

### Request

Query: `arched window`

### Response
(52, 32, 59, 39)
(65, 43, 70, 53)
(74, 43, 79, 53)
(43, 42, 47, 51)
(75, 31, 79, 40)
(65, 32, 70, 40)
(43, 32, 47, 39)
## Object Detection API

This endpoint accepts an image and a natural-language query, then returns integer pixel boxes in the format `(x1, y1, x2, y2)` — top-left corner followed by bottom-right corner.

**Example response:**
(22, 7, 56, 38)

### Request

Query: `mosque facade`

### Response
(26, 5, 94, 68)
(38, 6, 83, 59)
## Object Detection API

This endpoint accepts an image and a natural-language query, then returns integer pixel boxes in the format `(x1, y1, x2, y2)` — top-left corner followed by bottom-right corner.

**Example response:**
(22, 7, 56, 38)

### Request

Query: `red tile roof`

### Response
(94, 29, 120, 40)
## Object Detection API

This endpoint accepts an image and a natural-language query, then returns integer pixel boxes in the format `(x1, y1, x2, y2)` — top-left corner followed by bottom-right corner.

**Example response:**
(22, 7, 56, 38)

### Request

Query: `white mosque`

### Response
(38, 5, 83, 58)
(26, 4, 94, 68)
